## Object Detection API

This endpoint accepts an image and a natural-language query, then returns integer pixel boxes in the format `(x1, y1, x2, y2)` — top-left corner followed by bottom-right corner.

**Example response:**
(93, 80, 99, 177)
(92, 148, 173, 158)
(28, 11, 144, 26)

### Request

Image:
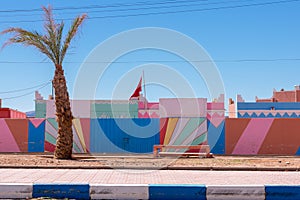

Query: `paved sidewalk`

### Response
(0, 169, 300, 199)
(0, 168, 299, 185)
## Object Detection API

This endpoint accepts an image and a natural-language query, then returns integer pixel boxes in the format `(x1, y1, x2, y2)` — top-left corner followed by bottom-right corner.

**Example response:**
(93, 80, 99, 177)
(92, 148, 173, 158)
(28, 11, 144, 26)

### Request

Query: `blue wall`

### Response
(90, 118, 160, 153)
(238, 102, 300, 110)
(28, 120, 45, 152)
(207, 120, 225, 154)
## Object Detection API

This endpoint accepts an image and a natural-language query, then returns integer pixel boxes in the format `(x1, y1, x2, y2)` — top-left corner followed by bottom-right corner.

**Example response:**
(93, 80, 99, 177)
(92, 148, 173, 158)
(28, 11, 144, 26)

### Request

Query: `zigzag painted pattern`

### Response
(238, 111, 300, 118)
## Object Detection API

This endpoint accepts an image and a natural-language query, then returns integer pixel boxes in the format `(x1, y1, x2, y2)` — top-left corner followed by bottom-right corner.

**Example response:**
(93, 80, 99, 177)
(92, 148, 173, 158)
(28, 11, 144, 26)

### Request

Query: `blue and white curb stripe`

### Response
(206, 185, 265, 200)
(149, 184, 206, 200)
(0, 184, 300, 199)
(0, 183, 32, 199)
(90, 184, 149, 200)
(265, 185, 300, 200)
(32, 183, 90, 199)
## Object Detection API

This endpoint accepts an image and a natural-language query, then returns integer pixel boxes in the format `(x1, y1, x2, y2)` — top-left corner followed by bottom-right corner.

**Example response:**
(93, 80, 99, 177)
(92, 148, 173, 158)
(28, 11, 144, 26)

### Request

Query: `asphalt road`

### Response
(0, 169, 299, 185)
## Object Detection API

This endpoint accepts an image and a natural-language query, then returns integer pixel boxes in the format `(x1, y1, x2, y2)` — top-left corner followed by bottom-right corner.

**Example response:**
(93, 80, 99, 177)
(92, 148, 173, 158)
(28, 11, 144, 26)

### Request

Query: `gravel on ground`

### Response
(0, 153, 299, 170)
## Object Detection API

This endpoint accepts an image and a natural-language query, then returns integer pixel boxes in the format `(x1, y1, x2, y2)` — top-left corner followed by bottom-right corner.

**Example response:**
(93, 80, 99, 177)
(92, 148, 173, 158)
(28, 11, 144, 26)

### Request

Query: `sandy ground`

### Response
(0, 153, 299, 170)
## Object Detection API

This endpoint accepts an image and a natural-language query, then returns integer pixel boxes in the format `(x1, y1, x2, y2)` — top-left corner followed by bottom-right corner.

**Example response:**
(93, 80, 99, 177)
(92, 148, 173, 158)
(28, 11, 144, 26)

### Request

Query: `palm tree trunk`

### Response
(53, 64, 73, 159)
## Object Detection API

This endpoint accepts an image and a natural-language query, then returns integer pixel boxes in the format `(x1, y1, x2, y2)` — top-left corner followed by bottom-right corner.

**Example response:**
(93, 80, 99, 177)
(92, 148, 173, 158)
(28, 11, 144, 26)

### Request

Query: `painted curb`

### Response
(90, 184, 149, 200)
(149, 184, 206, 200)
(206, 185, 265, 200)
(0, 183, 32, 199)
(265, 185, 300, 200)
(32, 183, 90, 199)
(0, 183, 299, 199)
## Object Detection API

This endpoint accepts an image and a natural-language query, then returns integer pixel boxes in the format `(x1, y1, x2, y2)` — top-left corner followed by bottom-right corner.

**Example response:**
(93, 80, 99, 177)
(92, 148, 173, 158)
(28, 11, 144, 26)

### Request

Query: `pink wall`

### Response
(159, 98, 207, 118)
(46, 100, 91, 118)
(0, 108, 26, 119)
(138, 102, 159, 118)
(226, 118, 300, 155)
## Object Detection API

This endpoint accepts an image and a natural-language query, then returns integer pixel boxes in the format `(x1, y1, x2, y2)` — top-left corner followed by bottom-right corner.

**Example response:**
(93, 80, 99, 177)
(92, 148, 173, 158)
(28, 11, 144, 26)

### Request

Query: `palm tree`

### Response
(1, 6, 87, 159)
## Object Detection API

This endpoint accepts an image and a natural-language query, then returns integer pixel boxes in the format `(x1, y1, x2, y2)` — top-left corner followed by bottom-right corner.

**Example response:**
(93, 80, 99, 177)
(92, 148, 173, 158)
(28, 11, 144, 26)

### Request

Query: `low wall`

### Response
(0, 119, 45, 152)
(2, 117, 299, 155)
(0, 118, 160, 154)
(226, 118, 300, 155)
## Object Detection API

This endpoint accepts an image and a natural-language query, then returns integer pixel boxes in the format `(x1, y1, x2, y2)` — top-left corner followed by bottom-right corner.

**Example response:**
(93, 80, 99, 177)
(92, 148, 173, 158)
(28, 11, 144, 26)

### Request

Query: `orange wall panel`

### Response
(225, 118, 250, 154)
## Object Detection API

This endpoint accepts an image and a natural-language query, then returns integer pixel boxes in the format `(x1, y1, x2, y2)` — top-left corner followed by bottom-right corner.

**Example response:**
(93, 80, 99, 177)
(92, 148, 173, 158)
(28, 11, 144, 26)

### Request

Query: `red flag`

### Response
(130, 76, 142, 100)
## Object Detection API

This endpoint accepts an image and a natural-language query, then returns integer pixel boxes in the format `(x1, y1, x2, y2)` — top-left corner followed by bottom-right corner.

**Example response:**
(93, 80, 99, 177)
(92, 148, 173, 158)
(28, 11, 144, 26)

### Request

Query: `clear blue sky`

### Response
(0, 0, 300, 113)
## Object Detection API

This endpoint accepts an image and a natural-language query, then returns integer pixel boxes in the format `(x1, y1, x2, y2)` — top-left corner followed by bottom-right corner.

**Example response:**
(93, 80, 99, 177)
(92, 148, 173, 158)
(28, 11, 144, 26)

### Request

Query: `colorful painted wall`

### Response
(226, 118, 300, 155)
(158, 98, 225, 154)
(138, 102, 159, 118)
(0, 119, 45, 152)
(2, 117, 300, 155)
(0, 118, 159, 154)
(159, 117, 225, 154)
(35, 99, 139, 119)
(45, 118, 90, 153)
(207, 102, 225, 154)
(5, 93, 300, 155)
(160, 118, 207, 147)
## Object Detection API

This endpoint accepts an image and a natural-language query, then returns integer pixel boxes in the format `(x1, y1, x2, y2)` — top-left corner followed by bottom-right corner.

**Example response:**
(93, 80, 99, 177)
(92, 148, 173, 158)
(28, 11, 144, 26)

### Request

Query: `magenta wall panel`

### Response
(0, 119, 20, 152)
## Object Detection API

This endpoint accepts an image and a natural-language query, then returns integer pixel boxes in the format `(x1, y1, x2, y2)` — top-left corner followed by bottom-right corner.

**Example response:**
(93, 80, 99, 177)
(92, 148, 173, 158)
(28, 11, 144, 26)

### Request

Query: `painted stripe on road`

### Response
(206, 185, 265, 200)
(33, 183, 90, 199)
(149, 184, 206, 200)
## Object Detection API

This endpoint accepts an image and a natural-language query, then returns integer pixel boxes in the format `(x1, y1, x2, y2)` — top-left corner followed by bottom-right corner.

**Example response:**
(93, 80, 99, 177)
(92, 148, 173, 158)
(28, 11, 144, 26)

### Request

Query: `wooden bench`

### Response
(153, 145, 212, 158)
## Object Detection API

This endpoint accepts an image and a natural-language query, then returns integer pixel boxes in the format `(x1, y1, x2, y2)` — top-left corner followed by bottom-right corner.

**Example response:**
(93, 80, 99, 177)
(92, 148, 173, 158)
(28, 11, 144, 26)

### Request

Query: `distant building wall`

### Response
(0, 108, 26, 119)
(35, 101, 46, 118)
(273, 91, 296, 102)
(237, 102, 300, 118)
(159, 98, 207, 118)
(45, 100, 91, 118)
(138, 102, 159, 118)
(91, 100, 139, 118)
(256, 86, 300, 102)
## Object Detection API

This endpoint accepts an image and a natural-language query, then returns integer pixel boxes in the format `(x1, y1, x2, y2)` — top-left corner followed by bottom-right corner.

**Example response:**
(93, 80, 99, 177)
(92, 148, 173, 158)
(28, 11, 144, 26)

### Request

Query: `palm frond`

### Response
(56, 22, 64, 63)
(1, 27, 56, 63)
(1, 5, 86, 66)
(42, 5, 60, 64)
(60, 14, 87, 65)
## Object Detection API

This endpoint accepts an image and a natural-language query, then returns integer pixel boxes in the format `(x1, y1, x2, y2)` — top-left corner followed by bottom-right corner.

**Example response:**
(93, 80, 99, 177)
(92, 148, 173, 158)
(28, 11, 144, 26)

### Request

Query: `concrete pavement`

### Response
(0, 169, 299, 199)
(0, 168, 299, 185)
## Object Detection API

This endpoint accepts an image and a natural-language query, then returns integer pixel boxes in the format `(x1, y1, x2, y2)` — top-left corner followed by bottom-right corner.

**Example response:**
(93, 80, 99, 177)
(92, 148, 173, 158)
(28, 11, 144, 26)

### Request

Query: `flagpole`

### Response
(143, 70, 147, 109)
